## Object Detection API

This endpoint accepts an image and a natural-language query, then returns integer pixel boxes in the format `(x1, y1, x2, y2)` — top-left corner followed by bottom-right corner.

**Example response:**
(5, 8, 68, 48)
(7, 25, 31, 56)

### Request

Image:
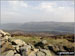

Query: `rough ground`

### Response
(0, 30, 74, 56)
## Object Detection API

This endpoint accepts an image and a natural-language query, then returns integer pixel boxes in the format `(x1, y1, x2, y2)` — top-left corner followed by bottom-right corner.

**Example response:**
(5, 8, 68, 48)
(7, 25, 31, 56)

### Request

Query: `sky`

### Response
(1, 0, 74, 24)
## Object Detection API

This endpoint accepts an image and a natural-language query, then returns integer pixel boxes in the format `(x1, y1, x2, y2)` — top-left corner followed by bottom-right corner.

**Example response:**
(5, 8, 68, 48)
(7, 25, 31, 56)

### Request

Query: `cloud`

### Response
(40, 2, 56, 8)
(1, 1, 74, 23)
(34, 2, 74, 22)
(8, 1, 28, 10)
(34, 2, 56, 11)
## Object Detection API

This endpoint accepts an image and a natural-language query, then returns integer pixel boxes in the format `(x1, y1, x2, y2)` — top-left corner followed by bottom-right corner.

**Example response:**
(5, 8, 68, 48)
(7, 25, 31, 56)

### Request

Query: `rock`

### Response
(13, 50, 17, 54)
(27, 43, 35, 51)
(59, 46, 66, 51)
(13, 45, 20, 52)
(63, 46, 74, 52)
(1, 41, 5, 47)
(0, 33, 2, 37)
(53, 45, 60, 52)
(3, 36, 11, 40)
(0, 30, 10, 37)
(36, 51, 45, 56)
(35, 40, 48, 49)
(0, 30, 11, 40)
(14, 54, 21, 56)
(1, 41, 14, 52)
(48, 44, 54, 47)
(41, 40, 48, 45)
(12, 39, 27, 46)
(8, 38, 12, 42)
(25, 45, 32, 52)
(29, 53, 36, 56)
(48, 44, 60, 53)
(5, 50, 14, 56)
(20, 45, 32, 56)
(34, 49, 39, 52)
(28, 49, 39, 56)
(20, 47, 27, 56)
(40, 49, 52, 56)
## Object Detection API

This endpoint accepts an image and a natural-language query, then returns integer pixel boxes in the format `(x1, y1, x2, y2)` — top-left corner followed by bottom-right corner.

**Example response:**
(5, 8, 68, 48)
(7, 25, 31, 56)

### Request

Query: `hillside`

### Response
(0, 30, 74, 56)
(0, 22, 74, 33)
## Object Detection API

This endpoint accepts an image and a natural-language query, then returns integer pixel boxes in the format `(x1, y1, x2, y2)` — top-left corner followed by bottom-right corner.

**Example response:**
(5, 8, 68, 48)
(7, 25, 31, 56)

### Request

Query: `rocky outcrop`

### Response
(1, 41, 14, 52)
(36, 49, 52, 56)
(14, 54, 21, 56)
(11, 39, 27, 46)
(0, 30, 53, 56)
(5, 50, 14, 56)
(0, 30, 10, 37)
(0, 30, 11, 40)
(1, 30, 74, 56)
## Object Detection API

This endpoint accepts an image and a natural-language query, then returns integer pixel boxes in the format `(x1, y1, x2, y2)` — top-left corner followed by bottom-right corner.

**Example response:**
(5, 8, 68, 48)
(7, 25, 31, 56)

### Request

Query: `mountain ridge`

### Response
(0, 22, 74, 33)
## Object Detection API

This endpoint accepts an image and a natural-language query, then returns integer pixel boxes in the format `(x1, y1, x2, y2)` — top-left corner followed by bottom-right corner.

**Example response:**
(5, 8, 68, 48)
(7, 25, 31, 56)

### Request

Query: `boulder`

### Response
(53, 45, 60, 52)
(14, 54, 21, 56)
(29, 53, 36, 56)
(0, 30, 10, 37)
(0, 33, 2, 37)
(48, 44, 60, 53)
(13, 45, 20, 52)
(36, 51, 45, 56)
(1, 41, 5, 47)
(35, 40, 48, 49)
(5, 50, 14, 56)
(3, 36, 11, 40)
(40, 49, 52, 56)
(13, 50, 17, 54)
(41, 40, 48, 45)
(0, 30, 11, 40)
(1, 41, 14, 52)
(28, 49, 39, 56)
(20, 47, 27, 56)
(12, 39, 27, 46)
(27, 43, 35, 51)
(20, 45, 32, 56)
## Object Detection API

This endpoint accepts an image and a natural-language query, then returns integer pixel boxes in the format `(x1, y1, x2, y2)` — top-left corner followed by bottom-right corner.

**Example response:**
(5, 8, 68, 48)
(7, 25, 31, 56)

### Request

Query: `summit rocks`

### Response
(0, 30, 53, 56)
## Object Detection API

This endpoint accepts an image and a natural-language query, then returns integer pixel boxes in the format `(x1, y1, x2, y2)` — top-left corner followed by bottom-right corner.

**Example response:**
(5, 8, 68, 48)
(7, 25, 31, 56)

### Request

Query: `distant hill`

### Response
(0, 22, 74, 34)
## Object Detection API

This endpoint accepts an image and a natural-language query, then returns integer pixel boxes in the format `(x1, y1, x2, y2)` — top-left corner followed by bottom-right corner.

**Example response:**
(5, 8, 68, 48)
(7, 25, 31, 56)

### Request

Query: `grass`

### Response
(11, 36, 41, 44)
(11, 36, 74, 47)
(1, 35, 74, 56)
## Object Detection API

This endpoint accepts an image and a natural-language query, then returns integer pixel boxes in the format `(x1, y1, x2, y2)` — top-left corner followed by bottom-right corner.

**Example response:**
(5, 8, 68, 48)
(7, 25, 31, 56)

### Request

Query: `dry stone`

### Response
(40, 49, 52, 56)
(0, 30, 10, 37)
(14, 54, 21, 56)
(41, 40, 48, 45)
(1, 42, 14, 52)
(5, 50, 14, 56)
(12, 39, 27, 46)
(36, 51, 45, 56)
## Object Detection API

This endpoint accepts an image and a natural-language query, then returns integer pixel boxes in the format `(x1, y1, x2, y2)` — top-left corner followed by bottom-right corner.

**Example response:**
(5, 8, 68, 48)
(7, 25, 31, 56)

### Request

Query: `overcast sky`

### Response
(1, 0, 74, 24)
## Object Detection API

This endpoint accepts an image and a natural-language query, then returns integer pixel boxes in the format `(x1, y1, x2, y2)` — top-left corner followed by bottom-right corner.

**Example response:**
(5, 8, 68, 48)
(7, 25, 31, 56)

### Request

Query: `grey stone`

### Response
(29, 53, 36, 56)
(36, 51, 45, 56)
(15, 45, 20, 52)
(3, 36, 11, 40)
(5, 50, 14, 56)
(20, 46, 28, 56)
(14, 54, 21, 56)
(28, 49, 39, 56)
(40, 49, 52, 56)
(41, 40, 48, 45)
(28, 43, 35, 50)
(12, 39, 27, 46)
(0, 30, 10, 37)
(0, 33, 2, 37)
(20, 45, 31, 52)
